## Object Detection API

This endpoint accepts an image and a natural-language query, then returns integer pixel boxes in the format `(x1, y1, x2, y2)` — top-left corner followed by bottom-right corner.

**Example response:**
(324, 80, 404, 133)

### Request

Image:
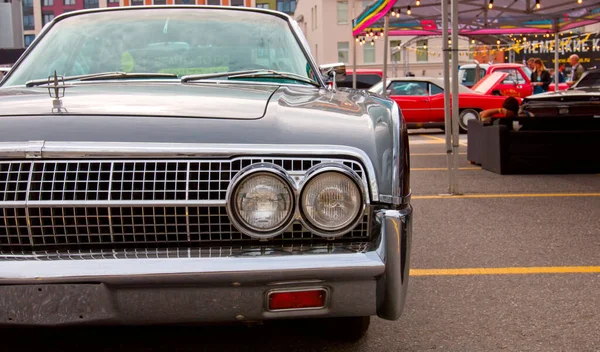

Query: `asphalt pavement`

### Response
(3, 129, 600, 352)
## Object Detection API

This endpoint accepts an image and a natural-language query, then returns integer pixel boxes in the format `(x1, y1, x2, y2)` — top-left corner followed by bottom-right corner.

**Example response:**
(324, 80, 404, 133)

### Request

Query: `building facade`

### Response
(293, 0, 474, 78)
(0, 0, 24, 49)
(19, 0, 257, 47)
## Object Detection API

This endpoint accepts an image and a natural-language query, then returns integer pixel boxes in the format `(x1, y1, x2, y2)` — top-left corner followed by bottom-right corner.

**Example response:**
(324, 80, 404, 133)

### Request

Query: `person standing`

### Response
(567, 54, 585, 85)
(530, 59, 551, 94)
(556, 63, 566, 83)
(527, 58, 536, 71)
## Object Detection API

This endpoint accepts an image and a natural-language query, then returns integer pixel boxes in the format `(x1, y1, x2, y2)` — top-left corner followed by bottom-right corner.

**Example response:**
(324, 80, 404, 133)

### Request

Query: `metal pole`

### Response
(382, 14, 389, 96)
(442, 0, 452, 194)
(451, 0, 460, 194)
(353, 38, 357, 89)
(352, 2, 357, 89)
(554, 19, 560, 91)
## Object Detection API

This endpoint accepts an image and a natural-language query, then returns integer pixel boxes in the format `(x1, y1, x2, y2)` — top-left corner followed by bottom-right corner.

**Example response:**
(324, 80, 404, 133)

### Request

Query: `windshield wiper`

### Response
(25, 72, 178, 87)
(181, 69, 320, 87)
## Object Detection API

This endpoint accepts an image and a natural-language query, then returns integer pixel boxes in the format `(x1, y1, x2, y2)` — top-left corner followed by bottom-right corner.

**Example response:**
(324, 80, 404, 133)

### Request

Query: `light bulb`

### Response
(416, 0, 420, 5)
(407, 5, 411, 14)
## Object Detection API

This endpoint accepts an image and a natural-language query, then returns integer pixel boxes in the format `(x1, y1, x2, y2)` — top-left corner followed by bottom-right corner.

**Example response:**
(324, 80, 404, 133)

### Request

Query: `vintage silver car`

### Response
(0, 6, 412, 339)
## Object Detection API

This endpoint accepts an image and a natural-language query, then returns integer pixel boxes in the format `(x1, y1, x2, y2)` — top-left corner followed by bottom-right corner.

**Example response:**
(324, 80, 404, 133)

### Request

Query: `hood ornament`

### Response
(47, 71, 68, 113)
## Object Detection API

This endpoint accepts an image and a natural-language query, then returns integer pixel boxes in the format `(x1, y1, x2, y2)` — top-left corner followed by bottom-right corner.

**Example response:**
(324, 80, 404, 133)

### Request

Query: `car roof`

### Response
(50, 4, 294, 26)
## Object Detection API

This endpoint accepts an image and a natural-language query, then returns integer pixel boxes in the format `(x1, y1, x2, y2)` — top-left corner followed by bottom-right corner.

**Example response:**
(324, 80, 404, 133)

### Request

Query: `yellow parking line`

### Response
(418, 134, 468, 146)
(412, 167, 481, 171)
(410, 266, 600, 276)
(413, 193, 600, 199)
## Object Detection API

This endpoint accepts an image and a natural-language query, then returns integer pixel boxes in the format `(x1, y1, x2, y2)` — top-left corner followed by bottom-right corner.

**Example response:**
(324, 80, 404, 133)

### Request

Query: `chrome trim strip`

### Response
(0, 142, 380, 202)
(0, 200, 226, 208)
(0, 251, 385, 280)
(375, 208, 412, 320)
(390, 102, 402, 203)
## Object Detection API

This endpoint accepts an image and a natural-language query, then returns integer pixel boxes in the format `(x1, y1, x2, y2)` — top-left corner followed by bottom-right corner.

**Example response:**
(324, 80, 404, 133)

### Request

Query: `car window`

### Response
(429, 83, 443, 95)
(460, 67, 486, 84)
(388, 81, 428, 96)
(3, 9, 316, 86)
(498, 69, 520, 84)
(574, 71, 600, 88)
(337, 73, 382, 89)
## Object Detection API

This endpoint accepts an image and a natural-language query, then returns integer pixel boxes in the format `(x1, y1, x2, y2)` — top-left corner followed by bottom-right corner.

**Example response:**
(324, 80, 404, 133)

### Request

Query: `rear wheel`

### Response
(459, 109, 480, 133)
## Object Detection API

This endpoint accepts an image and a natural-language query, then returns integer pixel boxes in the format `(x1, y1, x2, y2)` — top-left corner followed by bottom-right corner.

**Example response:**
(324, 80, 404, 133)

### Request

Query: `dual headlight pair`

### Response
(226, 162, 366, 239)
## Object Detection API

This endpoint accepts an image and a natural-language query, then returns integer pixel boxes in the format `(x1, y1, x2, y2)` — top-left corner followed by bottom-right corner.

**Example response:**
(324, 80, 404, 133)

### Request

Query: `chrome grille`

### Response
(0, 158, 370, 249)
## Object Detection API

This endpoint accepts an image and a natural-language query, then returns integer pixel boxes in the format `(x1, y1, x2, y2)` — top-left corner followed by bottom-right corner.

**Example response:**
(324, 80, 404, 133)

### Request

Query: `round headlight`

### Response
(230, 171, 294, 237)
(300, 171, 363, 234)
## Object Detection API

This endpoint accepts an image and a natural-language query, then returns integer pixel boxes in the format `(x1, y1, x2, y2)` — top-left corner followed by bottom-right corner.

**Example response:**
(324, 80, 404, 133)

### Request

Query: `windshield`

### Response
(522, 66, 532, 80)
(2, 8, 317, 87)
(368, 81, 384, 94)
(574, 71, 600, 88)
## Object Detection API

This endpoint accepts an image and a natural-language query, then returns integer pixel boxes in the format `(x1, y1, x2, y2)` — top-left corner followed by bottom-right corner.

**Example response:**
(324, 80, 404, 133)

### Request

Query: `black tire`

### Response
(458, 109, 480, 134)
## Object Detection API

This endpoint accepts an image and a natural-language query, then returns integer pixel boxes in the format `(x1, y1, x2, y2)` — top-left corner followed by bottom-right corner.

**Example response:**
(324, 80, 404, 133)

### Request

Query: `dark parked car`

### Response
(521, 69, 600, 118)
(0, 6, 412, 339)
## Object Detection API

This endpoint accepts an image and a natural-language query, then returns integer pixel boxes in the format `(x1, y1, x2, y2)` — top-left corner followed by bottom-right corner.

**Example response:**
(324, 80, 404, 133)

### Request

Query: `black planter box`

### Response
(467, 117, 600, 174)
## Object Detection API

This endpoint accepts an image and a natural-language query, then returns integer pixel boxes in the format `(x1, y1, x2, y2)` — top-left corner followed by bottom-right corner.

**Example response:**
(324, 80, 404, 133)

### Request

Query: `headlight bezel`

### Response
(297, 163, 367, 238)
(225, 163, 297, 239)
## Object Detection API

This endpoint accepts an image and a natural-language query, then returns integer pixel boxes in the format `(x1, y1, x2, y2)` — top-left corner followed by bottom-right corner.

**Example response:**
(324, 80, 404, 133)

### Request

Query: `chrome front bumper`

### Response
(0, 207, 412, 326)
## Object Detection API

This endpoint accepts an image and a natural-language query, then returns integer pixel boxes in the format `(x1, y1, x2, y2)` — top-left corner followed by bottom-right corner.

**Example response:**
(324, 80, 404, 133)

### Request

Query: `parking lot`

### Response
(5, 130, 600, 352)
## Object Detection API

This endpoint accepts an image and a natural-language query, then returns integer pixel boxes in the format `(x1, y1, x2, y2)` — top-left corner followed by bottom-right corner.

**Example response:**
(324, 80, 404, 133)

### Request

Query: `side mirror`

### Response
(319, 62, 346, 82)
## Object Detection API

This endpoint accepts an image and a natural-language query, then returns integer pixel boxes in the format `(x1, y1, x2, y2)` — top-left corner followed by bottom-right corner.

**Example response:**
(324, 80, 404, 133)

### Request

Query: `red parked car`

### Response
(368, 72, 519, 132)
(459, 63, 569, 97)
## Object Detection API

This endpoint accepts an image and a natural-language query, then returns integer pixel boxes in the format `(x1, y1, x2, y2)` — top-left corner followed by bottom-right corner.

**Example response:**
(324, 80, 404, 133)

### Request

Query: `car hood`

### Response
(0, 83, 399, 197)
(0, 82, 280, 119)
(470, 72, 509, 95)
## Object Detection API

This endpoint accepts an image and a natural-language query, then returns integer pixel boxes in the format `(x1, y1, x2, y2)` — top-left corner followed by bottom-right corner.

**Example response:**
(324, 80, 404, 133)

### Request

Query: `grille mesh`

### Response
(0, 158, 370, 249)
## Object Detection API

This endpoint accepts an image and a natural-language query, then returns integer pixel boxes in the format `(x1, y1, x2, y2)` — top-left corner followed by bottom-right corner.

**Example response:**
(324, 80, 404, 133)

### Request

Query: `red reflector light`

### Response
(268, 289, 327, 311)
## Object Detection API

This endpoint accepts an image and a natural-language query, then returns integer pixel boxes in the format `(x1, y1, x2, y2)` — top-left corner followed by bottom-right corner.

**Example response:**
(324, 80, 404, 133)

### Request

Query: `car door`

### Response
(514, 67, 533, 96)
(493, 68, 523, 97)
(387, 81, 431, 123)
(427, 82, 446, 122)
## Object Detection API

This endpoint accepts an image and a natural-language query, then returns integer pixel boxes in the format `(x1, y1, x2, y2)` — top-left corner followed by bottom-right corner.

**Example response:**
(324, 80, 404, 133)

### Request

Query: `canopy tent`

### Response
(351, 0, 600, 195)
(353, 0, 600, 37)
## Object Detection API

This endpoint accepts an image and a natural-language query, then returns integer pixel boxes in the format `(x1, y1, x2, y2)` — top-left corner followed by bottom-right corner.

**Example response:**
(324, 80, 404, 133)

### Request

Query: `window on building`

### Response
(42, 12, 54, 25)
(23, 15, 34, 30)
(361, 0, 370, 10)
(416, 39, 428, 62)
(391, 40, 401, 62)
(22, 0, 33, 8)
(154, 0, 167, 4)
(311, 7, 314, 30)
(206, 0, 220, 4)
(337, 42, 349, 63)
(276, 0, 295, 14)
(256, 3, 269, 8)
(314, 5, 317, 28)
(24, 35, 35, 47)
(42, 0, 53, 6)
(64, 0, 76, 5)
(337, 1, 348, 24)
(364, 44, 375, 63)
(174, 0, 194, 3)
(84, 0, 98, 8)
(231, 0, 244, 6)
(131, 0, 144, 5)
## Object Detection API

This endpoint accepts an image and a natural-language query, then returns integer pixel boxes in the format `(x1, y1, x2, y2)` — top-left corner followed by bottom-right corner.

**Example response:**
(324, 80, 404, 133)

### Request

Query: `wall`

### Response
(0, 1, 24, 48)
